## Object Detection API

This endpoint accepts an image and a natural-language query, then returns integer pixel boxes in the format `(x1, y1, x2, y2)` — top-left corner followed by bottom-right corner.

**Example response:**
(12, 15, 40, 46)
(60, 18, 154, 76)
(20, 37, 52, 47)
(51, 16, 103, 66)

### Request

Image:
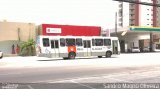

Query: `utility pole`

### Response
(115, 12, 118, 37)
(150, 32, 153, 52)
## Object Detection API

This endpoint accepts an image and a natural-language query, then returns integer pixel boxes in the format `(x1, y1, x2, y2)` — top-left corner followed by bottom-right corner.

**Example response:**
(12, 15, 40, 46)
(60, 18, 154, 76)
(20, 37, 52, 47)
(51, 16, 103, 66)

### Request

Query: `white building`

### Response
(111, 0, 160, 53)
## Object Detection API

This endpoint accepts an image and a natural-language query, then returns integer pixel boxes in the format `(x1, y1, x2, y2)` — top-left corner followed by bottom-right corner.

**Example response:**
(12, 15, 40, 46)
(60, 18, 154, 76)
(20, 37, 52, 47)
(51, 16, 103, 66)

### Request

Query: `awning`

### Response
(130, 26, 160, 32)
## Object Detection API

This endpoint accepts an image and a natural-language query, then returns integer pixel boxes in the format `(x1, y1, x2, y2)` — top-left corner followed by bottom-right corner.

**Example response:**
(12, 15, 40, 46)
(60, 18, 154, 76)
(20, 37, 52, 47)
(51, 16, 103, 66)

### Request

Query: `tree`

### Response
(20, 39, 36, 56)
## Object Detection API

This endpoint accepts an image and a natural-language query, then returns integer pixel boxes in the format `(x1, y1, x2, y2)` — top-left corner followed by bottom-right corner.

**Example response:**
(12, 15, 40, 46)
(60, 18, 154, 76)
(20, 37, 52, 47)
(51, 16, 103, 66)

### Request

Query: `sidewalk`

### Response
(0, 52, 160, 68)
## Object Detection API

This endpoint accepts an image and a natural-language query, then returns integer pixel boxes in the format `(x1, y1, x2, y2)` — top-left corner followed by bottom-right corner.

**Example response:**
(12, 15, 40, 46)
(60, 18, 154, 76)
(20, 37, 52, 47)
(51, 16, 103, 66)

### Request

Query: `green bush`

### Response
(19, 39, 36, 56)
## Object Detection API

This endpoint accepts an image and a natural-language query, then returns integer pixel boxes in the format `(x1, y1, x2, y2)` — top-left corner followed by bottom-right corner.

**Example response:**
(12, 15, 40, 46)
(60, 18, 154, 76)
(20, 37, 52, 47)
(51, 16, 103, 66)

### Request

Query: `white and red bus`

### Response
(36, 36, 120, 59)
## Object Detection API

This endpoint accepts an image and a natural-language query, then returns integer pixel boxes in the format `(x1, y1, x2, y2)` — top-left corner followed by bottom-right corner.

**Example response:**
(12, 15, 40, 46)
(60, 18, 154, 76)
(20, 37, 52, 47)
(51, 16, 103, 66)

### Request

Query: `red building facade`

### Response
(39, 24, 101, 36)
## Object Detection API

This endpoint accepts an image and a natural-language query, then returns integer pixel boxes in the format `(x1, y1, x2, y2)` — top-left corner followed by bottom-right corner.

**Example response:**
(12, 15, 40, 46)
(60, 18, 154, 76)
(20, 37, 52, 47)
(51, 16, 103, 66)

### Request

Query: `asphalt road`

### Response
(0, 65, 155, 83)
(1, 65, 160, 89)
(0, 53, 160, 89)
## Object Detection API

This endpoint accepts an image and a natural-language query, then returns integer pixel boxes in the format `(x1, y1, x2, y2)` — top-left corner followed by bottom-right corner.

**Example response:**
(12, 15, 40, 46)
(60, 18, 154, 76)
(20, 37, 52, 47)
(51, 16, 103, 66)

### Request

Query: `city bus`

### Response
(36, 36, 120, 59)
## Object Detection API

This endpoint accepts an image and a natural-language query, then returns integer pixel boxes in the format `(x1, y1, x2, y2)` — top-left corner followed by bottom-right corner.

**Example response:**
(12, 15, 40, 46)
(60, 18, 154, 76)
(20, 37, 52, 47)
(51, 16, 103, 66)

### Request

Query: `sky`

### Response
(0, 0, 118, 29)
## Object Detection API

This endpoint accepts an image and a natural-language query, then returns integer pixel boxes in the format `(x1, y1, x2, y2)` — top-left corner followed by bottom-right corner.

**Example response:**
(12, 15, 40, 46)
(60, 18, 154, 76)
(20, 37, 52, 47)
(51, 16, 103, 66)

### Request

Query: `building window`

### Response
(130, 9, 134, 11)
(130, 3, 134, 6)
(130, 14, 134, 16)
(119, 4, 122, 8)
(119, 18, 123, 22)
(156, 44, 160, 49)
(119, 23, 123, 26)
(130, 19, 134, 21)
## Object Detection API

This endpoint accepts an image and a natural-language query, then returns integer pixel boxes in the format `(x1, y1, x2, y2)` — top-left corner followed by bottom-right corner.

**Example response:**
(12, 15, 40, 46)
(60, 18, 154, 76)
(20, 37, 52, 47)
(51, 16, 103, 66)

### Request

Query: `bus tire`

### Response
(106, 51, 112, 58)
(63, 57, 68, 60)
(68, 52, 76, 59)
(0, 55, 3, 59)
(98, 56, 102, 58)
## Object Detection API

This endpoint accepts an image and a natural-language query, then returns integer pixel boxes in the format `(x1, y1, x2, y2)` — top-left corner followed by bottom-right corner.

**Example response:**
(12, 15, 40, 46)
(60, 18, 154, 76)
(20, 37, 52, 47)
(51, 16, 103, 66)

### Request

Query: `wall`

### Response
(0, 41, 19, 54)
(139, 3, 153, 26)
(0, 21, 36, 54)
(0, 22, 36, 41)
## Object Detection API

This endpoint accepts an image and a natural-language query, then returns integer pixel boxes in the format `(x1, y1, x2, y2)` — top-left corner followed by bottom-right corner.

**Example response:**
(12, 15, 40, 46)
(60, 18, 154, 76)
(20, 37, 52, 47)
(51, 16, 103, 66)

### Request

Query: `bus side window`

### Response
(92, 39, 95, 46)
(51, 40, 55, 48)
(83, 41, 87, 48)
(60, 38, 65, 47)
(66, 38, 75, 46)
(42, 38, 50, 47)
(76, 38, 82, 46)
(55, 40, 59, 48)
(95, 39, 103, 46)
(104, 39, 111, 46)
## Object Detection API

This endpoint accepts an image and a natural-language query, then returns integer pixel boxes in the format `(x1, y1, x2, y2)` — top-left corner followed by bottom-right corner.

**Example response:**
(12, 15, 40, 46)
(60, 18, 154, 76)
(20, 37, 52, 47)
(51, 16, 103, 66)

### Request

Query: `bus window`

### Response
(51, 40, 55, 48)
(92, 39, 95, 46)
(76, 38, 82, 46)
(104, 39, 111, 46)
(43, 38, 50, 47)
(55, 40, 59, 48)
(83, 40, 91, 48)
(95, 39, 103, 46)
(60, 38, 65, 47)
(66, 38, 75, 46)
(51, 40, 59, 48)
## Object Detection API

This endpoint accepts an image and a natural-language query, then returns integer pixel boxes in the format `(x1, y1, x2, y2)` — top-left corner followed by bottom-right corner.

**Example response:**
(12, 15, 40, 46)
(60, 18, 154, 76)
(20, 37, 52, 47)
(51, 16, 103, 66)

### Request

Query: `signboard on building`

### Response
(46, 28, 62, 33)
(42, 24, 101, 36)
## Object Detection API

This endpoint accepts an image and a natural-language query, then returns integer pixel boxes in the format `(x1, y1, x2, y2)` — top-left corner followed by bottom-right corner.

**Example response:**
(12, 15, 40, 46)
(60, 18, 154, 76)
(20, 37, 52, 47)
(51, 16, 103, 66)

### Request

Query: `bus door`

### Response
(50, 40, 59, 57)
(83, 40, 91, 57)
(41, 38, 50, 54)
(112, 40, 119, 54)
(76, 38, 83, 57)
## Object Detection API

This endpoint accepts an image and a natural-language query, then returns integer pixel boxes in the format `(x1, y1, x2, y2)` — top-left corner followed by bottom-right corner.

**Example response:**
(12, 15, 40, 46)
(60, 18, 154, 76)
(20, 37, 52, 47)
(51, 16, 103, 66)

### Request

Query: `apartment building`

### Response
(0, 21, 36, 55)
(111, 0, 160, 52)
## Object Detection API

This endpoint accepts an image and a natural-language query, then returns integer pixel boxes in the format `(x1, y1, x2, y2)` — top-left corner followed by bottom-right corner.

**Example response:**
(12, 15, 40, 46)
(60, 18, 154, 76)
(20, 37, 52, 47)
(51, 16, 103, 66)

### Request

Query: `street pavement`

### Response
(0, 52, 160, 68)
(0, 53, 160, 89)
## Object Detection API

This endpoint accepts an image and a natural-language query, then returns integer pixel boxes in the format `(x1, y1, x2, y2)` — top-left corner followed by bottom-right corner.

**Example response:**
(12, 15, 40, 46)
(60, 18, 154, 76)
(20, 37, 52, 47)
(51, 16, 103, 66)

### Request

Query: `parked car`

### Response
(0, 51, 3, 59)
(143, 47, 150, 52)
(131, 47, 140, 53)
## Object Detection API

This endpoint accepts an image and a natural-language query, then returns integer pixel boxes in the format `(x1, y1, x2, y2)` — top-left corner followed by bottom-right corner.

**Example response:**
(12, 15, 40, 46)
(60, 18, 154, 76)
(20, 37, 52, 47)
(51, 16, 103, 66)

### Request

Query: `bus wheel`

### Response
(68, 52, 76, 59)
(0, 55, 3, 59)
(98, 56, 102, 58)
(63, 57, 68, 60)
(106, 51, 111, 58)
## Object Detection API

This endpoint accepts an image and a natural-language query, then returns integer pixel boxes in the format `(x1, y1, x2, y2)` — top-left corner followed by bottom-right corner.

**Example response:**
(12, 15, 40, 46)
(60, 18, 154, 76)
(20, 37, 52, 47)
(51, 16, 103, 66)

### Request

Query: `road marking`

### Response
(0, 72, 23, 76)
(106, 77, 131, 83)
(27, 85, 34, 89)
(35, 67, 160, 83)
(70, 80, 97, 89)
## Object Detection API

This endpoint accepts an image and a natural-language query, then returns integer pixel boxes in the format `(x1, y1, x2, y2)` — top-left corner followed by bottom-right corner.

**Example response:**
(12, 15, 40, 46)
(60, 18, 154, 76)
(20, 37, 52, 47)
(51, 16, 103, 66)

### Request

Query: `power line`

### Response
(113, 0, 160, 7)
